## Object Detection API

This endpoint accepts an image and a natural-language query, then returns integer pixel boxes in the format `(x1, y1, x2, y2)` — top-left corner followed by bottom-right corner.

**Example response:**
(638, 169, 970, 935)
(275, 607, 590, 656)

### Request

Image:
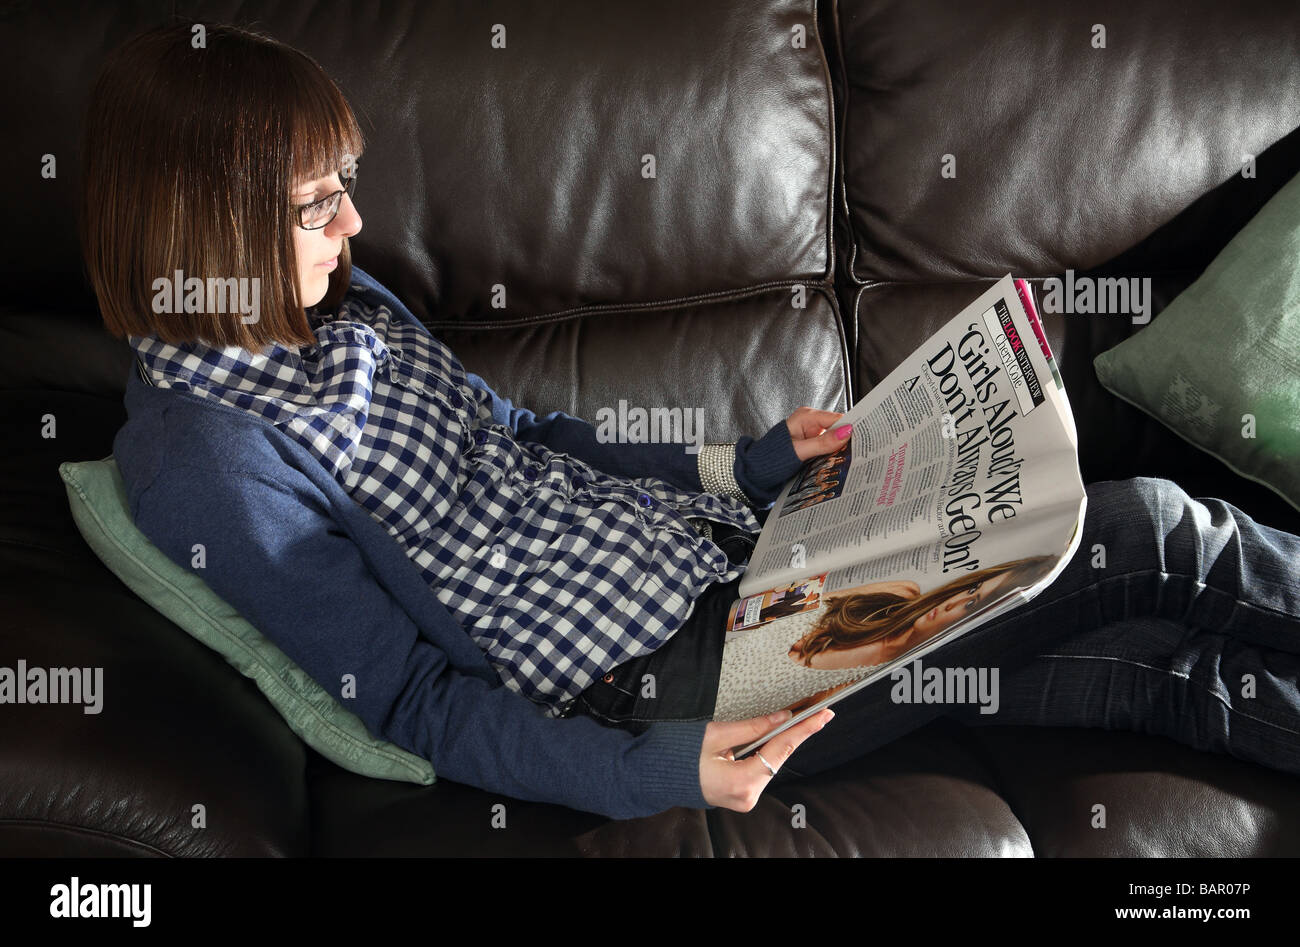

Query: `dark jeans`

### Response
(569, 478, 1300, 784)
(567, 524, 751, 732)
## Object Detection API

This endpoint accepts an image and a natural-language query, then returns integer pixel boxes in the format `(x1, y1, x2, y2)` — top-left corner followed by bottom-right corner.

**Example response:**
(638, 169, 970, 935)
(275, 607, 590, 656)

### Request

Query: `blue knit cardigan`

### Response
(112, 266, 802, 820)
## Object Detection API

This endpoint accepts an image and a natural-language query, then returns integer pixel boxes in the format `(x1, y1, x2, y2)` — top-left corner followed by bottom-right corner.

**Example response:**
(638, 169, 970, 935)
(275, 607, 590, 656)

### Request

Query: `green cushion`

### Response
(58, 456, 436, 785)
(1093, 170, 1300, 513)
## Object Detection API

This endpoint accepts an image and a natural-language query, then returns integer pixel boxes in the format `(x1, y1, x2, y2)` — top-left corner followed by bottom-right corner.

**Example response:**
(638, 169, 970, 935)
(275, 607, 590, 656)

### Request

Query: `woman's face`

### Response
(291, 170, 363, 308)
(911, 570, 1017, 639)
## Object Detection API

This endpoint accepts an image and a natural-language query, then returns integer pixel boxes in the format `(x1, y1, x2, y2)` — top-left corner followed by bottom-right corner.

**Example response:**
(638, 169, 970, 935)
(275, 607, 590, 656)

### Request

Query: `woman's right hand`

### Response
(699, 708, 835, 812)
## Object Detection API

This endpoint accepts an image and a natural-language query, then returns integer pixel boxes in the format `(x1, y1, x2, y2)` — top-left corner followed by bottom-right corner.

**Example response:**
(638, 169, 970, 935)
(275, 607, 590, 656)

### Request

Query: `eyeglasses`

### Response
(295, 172, 358, 230)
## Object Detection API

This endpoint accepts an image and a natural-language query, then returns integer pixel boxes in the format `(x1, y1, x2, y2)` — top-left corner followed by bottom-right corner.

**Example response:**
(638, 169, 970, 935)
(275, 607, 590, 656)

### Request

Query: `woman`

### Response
(82, 23, 1300, 821)
(81, 21, 835, 821)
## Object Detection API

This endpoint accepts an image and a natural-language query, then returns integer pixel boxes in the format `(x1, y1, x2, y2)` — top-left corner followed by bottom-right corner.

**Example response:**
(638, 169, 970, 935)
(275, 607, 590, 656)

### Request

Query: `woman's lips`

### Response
(926, 606, 938, 622)
(317, 256, 339, 270)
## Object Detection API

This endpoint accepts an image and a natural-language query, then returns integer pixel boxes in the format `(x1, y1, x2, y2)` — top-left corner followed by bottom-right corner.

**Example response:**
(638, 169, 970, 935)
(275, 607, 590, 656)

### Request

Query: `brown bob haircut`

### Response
(80, 21, 364, 349)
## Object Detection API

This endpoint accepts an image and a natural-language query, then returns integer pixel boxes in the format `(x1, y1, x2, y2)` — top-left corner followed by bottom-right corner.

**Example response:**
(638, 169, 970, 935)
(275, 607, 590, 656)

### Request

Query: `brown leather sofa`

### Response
(2, 0, 1298, 857)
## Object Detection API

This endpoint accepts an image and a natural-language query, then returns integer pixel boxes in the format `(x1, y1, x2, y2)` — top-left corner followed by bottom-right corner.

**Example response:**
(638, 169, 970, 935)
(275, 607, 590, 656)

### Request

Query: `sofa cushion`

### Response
(57, 456, 437, 785)
(1093, 168, 1300, 513)
(438, 286, 852, 443)
(832, 0, 1300, 283)
(3, 0, 835, 324)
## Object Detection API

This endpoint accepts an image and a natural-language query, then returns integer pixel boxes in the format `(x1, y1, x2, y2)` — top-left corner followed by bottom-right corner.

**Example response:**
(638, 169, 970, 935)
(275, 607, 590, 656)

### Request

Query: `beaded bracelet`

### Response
(697, 442, 752, 505)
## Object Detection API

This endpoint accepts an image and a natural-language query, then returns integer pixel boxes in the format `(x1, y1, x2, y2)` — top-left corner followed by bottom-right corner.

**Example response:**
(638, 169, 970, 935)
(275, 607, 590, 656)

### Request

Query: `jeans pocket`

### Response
(604, 655, 648, 699)
(575, 650, 653, 727)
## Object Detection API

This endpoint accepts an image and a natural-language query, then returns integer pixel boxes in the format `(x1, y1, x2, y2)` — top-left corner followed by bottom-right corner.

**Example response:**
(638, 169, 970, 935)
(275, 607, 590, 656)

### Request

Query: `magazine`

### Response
(716, 274, 1088, 757)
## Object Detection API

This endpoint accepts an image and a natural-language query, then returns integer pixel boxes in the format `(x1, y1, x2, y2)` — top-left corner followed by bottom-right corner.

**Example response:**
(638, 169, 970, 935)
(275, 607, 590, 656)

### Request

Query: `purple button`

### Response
(637, 493, 652, 508)
(474, 430, 488, 446)
(523, 466, 537, 480)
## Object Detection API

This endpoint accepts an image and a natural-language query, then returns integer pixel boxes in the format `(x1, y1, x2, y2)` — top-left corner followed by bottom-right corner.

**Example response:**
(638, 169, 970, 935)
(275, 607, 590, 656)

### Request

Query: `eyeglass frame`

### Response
(294, 171, 359, 231)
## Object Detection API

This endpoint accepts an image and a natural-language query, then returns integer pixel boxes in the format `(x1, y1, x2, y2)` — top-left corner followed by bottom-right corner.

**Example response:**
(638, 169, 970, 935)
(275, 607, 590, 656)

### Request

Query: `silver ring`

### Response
(755, 751, 777, 777)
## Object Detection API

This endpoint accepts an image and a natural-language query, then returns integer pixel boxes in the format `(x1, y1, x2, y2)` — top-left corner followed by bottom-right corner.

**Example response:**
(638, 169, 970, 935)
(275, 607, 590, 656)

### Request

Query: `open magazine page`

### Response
(716, 493, 1085, 725)
(718, 275, 1088, 756)
(738, 274, 1078, 599)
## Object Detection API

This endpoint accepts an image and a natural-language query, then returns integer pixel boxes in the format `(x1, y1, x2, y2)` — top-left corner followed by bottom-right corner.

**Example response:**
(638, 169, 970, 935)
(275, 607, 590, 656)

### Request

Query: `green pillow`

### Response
(1094, 169, 1300, 513)
(58, 456, 436, 785)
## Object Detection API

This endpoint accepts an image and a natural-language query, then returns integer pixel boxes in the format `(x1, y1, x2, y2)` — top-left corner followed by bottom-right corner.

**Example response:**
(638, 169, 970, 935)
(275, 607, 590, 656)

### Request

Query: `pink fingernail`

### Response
(834, 425, 851, 439)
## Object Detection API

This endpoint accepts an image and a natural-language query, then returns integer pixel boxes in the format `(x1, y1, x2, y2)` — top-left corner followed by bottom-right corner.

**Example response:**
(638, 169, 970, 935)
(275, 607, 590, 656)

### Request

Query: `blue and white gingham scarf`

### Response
(128, 286, 759, 714)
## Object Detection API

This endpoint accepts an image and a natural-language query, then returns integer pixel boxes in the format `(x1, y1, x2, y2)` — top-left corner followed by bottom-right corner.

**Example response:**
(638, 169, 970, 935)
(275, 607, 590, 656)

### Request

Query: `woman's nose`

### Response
(329, 194, 362, 238)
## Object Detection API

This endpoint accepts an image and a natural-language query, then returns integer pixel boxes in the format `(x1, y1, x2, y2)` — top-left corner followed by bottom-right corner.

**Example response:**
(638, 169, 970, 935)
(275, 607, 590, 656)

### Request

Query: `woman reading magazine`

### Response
(84, 22, 1300, 821)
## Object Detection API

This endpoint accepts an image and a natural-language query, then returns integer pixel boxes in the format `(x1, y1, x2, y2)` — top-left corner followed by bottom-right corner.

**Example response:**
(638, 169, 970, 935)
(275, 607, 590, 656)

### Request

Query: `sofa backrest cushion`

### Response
(833, 0, 1300, 283)
(3, 0, 836, 324)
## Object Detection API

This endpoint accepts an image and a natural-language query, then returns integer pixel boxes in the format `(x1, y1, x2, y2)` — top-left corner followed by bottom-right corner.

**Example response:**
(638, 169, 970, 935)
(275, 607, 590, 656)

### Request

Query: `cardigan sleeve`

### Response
(464, 371, 804, 507)
(132, 459, 712, 822)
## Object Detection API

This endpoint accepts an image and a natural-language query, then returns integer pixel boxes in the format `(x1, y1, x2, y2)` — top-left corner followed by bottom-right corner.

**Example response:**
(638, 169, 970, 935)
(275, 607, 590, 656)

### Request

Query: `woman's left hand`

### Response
(784, 407, 851, 462)
(733, 407, 852, 501)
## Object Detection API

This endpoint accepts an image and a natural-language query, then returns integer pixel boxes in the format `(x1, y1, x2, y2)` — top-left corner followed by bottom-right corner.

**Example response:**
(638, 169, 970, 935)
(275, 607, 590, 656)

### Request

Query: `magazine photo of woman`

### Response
(83, 21, 1300, 823)
(779, 557, 1057, 714)
(710, 557, 1056, 722)
(788, 556, 1058, 670)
